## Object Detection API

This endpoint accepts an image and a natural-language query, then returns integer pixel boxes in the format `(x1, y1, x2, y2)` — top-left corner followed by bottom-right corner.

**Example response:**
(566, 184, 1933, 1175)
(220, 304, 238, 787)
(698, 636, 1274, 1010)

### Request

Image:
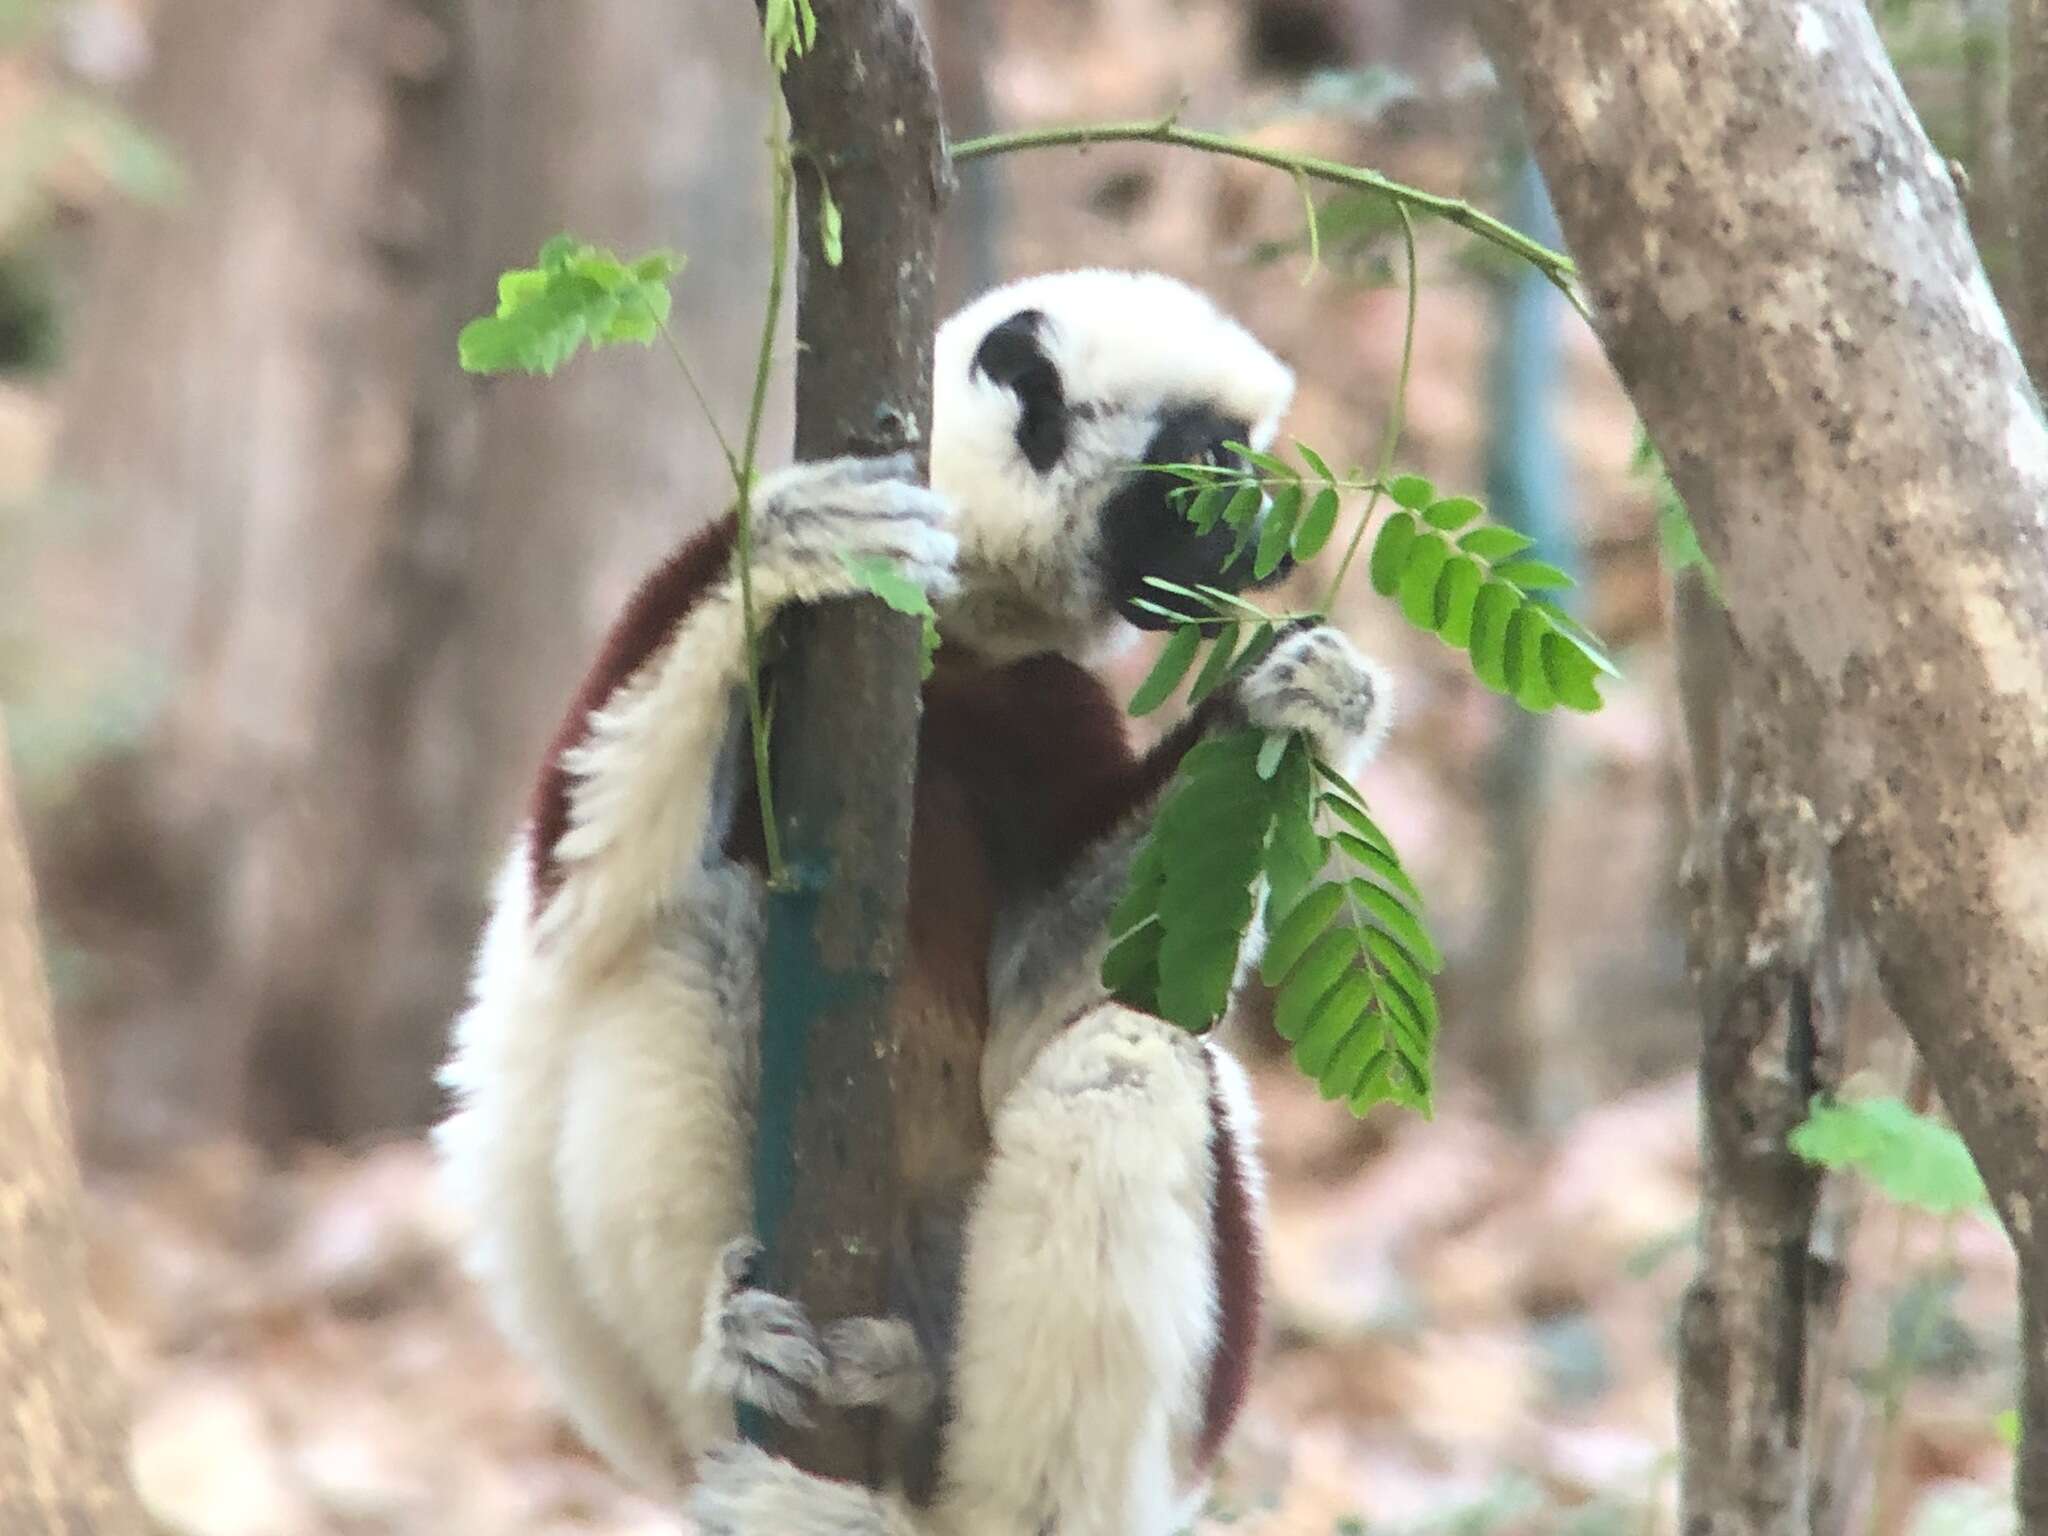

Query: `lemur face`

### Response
(931, 270, 1297, 661)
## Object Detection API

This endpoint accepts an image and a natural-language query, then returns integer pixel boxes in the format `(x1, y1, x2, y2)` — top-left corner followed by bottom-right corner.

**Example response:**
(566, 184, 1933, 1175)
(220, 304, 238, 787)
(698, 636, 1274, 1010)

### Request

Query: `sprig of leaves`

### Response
(761, 0, 818, 72)
(1789, 1095, 1992, 1217)
(458, 237, 684, 377)
(1102, 729, 1440, 1114)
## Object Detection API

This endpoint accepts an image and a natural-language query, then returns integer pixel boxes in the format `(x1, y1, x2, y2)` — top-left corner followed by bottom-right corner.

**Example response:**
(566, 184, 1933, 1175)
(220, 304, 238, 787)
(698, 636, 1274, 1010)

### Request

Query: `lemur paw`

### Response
(1238, 623, 1392, 772)
(753, 453, 958, 604)
(821, 1317, 934, 1421)
(693, 1237, 828, 1426)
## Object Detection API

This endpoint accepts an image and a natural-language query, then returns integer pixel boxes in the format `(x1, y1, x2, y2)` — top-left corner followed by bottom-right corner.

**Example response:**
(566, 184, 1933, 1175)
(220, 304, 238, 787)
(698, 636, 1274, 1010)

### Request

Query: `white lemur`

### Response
(434, 269, 1391, 1535)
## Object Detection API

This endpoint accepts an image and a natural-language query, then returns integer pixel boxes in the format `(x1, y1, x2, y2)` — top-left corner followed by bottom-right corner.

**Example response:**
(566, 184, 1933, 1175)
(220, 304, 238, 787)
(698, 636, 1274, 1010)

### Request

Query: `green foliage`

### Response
(1789, 1095, 1992, 1217)
(761, 0, 818, 72)
(1107, 440, 1628, 1117)
(1631, 426, 1723, 603)
(836, 551, 940, 677)
(817, 179, 844, 268)
(458, 238, 684, 377)
(1101, 717, 1441, 1116)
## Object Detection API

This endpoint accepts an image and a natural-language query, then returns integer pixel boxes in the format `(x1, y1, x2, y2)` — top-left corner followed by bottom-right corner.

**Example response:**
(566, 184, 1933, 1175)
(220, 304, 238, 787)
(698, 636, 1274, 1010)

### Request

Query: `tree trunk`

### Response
(1474, 0, 2048, 1520)
(43, 0, 774, 1148)
(749, 0, 961, 1488)
(0, 725, 147, 1535)
(1671, 575, 1843, 1536)
(2018, 0, 2048, 387)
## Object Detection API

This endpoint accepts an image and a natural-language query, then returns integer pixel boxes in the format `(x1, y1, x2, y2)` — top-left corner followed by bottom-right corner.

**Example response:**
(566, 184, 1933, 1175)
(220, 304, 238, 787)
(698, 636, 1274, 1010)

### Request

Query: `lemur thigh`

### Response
(940, 1005, 1227, 1536)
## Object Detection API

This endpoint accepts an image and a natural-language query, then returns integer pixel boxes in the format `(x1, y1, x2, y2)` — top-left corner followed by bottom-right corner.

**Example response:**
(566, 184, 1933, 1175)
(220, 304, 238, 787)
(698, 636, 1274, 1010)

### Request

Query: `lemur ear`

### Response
(971, 308, 1067, 473)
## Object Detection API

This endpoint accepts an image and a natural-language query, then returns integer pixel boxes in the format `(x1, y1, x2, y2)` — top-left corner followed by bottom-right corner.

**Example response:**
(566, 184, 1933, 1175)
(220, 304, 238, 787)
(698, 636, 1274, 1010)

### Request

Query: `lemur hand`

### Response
(1238, 623, 1393, 772)
(753, 453, 959, 603)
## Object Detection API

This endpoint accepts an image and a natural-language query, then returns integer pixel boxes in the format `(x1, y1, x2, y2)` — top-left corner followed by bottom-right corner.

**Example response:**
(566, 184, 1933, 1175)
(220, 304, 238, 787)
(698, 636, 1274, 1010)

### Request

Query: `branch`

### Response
(747, 0, 962, 1488)
(950, 115, 1589, 321)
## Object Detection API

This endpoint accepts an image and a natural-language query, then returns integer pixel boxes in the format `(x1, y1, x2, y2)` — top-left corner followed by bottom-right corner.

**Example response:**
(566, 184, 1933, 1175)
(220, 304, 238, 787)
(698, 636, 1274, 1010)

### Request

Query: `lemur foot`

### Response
(753, 453, 959, 602)
(1239, 623, 1393, 772)
(690, 1441, 904, 1536)
(694, 1238, 829, 1426)
(821, 1317, 935, 1421)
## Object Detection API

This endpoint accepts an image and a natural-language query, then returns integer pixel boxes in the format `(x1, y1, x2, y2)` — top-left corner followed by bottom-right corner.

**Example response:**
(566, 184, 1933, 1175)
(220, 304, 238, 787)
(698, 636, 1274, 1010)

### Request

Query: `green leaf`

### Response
(1322, 791, 1395, 858)
(1397, 532, 1452, 632)
(1436, 556, 1484, 648)
(1187, 484, 1232, 534)
(1275, 927, 1354, 1039)
(1511, 606, 1556, 712)
(818, 180, 844, 267)
(1187, 622, 1241, 705)
(1996, 1410, 2022, 1449)
(1388, 473, 1436, 509)
(1295, 441, 1336, 485)
(1542, 629, 1604, 712)
(1293, 975, 1372, 1079)
(1369, 510, 1419, 596)
(838, 552, 942, 677)
(1423, 495, 1483, 532)
(1222, 482, 1263, 529)
(1255, 483, 1302, 579)
(1351, 878, 1444, 972)
(1255, 731, 1290, 780)
(1293, 487, 1341, 561)
(1129, 625, 1203, 716)
(1457, 524, 1536, 563)
(1469, 580, 1520, 693)
(459, 237, 685, 377)
(1335, 831, 1420, 903)
(1788, 1096, 1992, 1216)
(1101, 919, 1161, 999)
(1493, 558, 1575, 592)
(1239, 445, 1299, 483)
(1262, 882, 1346, 985)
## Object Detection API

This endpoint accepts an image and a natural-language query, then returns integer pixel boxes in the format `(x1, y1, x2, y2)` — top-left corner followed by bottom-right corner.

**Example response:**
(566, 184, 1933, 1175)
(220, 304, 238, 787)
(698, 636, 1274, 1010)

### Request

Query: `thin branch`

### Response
(950, 114, 1590, 322)
(736, 107, 795, 886)
(1321, 203, 1418, 611)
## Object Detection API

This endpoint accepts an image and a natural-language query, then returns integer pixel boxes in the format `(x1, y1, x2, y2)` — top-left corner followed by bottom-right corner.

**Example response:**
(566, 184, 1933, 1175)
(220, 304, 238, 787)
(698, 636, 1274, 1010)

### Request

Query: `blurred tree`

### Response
(40, 0, 775, 1149)
(2018, 0, 2048, 386)
(0, 722, 146, 1534)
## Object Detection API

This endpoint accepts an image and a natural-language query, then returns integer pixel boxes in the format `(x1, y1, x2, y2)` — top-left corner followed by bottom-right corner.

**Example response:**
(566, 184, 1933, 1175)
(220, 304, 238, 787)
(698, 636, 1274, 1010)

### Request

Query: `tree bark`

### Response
(1672, 577, 1842, 1536)
(749, 0, 959, 1489)
(0, 726, 147, 1536)
(2018, 0, 2048, 388)
(1473, 0, 2048, 1520)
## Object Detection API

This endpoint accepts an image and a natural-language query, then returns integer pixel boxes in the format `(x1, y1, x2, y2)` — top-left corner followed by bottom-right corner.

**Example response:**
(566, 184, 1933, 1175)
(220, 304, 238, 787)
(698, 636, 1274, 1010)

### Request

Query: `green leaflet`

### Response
(459, 238, 684, 377)
(837, 552, 941, 677)
(1788, 1096, 1992, 1217)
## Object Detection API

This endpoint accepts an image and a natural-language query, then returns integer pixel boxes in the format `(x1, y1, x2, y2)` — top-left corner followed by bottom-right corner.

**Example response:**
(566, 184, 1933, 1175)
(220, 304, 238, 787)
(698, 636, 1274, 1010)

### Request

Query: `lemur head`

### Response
(931, 269, 1297, 662)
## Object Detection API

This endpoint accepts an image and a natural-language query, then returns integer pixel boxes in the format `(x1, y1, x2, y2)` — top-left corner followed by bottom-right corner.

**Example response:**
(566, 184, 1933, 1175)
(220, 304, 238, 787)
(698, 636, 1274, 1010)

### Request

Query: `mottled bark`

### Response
(0, 728, 146, 1535)
(1672, 579, 1841, 1536)
(2018, 0, 2048, 387)
(749, 0, 957, 1488)
(1474, 0, 2048, 1520)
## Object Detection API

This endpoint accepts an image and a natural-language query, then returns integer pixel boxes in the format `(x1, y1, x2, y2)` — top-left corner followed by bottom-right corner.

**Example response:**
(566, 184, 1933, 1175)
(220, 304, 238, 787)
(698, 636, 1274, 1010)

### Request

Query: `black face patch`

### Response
(1100, 404, 1294, 630)
(972, 309, 1068, 474)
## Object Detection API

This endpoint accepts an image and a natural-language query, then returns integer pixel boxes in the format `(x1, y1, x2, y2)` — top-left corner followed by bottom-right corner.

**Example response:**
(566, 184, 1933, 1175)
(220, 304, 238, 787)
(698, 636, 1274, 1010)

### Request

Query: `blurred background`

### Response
(0, 0, 2022, 1531)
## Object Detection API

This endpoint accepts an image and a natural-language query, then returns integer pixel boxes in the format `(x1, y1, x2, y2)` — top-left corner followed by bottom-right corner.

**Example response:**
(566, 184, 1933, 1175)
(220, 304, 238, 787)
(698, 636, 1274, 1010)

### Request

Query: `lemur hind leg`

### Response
(938, 1003, 1243, 1536)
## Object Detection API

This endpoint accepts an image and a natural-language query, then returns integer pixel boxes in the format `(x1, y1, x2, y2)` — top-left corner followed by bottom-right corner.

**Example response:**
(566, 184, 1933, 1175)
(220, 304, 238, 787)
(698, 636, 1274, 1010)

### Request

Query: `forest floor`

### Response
(82, 1069, 2018, 1536)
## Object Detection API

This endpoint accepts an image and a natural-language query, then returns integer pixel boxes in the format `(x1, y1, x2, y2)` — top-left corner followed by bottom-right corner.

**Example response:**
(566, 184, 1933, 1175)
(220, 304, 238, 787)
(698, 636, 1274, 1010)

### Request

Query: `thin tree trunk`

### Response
(1475, 0, 2048, 1520)
(1672, 576, 1841, 1536)
(2018, 0, 2048, 386)
(0, 726, 146, 1535)
(748, 0, 961, 1487)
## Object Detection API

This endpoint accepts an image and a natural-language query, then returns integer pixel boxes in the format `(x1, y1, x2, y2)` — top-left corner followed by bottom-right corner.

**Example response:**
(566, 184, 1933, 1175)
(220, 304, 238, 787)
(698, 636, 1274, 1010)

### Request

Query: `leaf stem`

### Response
(950, 115, 1588, 321)
(657, 313, 744, 492)
(1321, 202, 1418, 612)
(737, 110, 794, 886)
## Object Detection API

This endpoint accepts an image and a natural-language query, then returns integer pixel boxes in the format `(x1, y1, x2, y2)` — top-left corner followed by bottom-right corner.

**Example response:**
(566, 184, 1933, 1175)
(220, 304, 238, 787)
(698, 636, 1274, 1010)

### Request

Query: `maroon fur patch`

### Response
(527, 513, 738, 904)
(1196, 1053, 1262, 1470)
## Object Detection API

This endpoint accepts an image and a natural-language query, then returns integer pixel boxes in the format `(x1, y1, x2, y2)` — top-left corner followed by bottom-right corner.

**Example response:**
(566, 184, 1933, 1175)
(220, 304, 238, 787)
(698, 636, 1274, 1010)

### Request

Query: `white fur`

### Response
(436, 276, 1329, 1536)
(931, 270, 1295, 660)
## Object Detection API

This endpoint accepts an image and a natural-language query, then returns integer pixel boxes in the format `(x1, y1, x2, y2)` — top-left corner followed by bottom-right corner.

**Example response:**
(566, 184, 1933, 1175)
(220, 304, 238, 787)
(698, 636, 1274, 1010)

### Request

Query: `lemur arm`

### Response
(435, 457, 955, 1501)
